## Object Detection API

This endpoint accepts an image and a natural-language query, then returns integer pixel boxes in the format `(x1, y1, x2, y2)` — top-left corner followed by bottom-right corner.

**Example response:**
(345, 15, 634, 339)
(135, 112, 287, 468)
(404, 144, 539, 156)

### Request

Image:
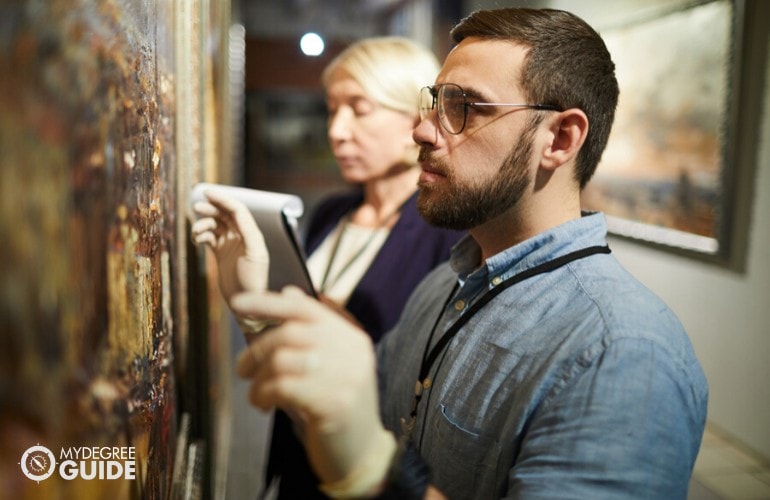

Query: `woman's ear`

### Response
(540, 108, 589, 170)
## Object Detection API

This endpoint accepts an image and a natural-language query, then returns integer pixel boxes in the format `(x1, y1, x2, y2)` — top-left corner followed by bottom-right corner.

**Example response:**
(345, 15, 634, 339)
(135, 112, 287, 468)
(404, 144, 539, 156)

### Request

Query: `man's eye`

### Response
(466, 103, 493, 115)
(443, 98, 464, 113)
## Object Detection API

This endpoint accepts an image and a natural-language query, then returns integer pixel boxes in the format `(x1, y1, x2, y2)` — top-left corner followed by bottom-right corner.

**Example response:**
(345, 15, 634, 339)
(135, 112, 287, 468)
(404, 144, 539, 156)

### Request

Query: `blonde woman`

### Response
(303, 37, 462, 340)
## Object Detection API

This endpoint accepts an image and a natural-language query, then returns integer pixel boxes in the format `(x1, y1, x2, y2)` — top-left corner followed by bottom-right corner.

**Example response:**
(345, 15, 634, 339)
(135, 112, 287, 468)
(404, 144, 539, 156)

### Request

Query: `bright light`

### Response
(300, 32, 325, 56)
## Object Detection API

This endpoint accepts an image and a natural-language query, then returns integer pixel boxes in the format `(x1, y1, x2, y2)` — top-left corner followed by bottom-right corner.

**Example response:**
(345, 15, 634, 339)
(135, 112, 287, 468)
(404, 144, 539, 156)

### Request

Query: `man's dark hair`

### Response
(451, 8, 619, 188)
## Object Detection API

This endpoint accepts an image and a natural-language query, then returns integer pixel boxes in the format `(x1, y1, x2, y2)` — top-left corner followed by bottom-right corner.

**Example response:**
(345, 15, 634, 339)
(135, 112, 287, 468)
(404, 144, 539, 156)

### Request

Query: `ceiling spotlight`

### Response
(300, 32, 325, 56)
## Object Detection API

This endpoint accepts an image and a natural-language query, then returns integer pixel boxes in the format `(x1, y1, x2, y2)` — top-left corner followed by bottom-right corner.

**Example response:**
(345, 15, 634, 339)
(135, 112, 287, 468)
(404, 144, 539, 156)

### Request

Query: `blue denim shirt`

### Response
(377, 213, 708, 499)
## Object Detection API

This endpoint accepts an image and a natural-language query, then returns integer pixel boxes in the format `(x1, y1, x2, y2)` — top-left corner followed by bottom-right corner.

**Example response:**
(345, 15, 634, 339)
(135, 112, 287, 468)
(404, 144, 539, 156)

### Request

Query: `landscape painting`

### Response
(582, 0, 733, 256)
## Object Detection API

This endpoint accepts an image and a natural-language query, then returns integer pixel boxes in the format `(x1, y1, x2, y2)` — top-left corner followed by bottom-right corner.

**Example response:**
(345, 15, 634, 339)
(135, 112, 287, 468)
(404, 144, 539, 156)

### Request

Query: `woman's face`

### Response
(325, 68, 418, 184)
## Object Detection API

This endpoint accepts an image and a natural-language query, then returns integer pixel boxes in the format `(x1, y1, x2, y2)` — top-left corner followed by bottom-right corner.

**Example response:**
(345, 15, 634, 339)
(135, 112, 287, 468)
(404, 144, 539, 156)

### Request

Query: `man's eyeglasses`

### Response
(418, 83, 562, 135)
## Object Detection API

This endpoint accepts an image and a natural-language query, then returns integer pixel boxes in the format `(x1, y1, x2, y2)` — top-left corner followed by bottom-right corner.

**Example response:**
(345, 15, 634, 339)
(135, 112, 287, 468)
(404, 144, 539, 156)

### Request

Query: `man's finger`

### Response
(235, 322, 307, 377)
(230, 287, 321, 323)
(247, 370, 318, 415)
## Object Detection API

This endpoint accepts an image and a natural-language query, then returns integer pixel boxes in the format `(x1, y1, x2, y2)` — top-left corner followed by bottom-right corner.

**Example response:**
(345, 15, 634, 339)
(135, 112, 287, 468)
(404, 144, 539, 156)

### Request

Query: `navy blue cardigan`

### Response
(304, 189, 464, 342)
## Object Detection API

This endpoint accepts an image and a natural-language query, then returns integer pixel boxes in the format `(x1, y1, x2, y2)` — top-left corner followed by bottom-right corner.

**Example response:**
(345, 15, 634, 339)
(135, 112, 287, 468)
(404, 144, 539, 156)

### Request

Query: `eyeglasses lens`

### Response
(418, 84, 467, 134)
(439, 84, 466, 134)
(418, 87, 434, 122)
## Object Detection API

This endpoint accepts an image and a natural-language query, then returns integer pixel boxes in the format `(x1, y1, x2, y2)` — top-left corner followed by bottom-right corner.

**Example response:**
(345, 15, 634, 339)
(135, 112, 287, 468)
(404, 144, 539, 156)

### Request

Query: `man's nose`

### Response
(413, 108, 439, 147)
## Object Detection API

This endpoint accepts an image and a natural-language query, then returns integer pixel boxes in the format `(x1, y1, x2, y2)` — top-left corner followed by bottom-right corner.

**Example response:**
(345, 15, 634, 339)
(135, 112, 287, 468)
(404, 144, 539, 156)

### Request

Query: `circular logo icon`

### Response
(20, 445, 56, 482)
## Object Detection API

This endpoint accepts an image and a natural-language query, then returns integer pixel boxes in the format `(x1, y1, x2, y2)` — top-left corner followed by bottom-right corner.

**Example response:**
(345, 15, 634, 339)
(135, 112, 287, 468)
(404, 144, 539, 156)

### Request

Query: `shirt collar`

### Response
(450, 212, 609, 283)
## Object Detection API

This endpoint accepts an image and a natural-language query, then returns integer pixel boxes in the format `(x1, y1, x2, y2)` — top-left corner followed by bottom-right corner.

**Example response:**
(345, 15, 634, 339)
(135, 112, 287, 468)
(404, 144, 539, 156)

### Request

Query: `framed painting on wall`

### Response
(581, 0, 752, 266)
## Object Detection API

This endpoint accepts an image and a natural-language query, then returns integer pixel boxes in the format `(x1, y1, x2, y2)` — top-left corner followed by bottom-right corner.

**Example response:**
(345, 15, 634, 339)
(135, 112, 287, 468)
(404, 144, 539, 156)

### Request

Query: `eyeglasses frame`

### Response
(419, 83, 563, 134)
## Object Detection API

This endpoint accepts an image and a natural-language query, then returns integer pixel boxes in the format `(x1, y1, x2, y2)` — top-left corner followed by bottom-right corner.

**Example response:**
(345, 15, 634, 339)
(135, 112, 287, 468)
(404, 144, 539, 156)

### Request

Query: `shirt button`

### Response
(454, 299, 465, 311)
(491, 276, 503, 286)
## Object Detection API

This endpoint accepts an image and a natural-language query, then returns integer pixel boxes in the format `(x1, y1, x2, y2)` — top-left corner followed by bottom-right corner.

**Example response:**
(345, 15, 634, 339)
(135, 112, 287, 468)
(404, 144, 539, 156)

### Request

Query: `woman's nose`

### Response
(328, 107, 354, 142)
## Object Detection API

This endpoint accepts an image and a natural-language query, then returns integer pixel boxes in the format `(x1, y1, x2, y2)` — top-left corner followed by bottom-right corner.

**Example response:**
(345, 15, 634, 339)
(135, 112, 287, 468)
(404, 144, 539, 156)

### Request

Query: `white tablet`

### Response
(190, 183, 316, 297)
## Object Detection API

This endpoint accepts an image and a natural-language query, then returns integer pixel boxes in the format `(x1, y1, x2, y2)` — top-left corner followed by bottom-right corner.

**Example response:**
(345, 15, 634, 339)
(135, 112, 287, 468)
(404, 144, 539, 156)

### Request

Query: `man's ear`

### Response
(540, 109, 589, 170)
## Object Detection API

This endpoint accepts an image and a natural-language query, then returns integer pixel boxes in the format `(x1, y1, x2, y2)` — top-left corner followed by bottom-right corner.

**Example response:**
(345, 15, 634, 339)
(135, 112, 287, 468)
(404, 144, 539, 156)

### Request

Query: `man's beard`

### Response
(417, 125, 536, 231)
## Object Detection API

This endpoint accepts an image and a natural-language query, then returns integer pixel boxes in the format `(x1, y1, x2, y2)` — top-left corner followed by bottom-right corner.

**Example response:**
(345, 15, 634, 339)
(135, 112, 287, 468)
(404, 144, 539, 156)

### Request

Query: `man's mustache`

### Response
(417, 148, 448, 175)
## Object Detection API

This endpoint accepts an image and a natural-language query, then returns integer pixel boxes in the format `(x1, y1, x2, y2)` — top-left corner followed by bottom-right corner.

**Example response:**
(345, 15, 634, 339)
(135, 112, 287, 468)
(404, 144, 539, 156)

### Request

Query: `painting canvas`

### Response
(0, 0, 235, 497)
(582, 0, 733, 256)
(0, 0, 180, 496)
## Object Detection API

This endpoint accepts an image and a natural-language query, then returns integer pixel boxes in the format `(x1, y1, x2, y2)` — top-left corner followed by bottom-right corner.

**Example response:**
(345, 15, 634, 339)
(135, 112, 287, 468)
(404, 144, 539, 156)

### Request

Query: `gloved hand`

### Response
(233, 286, 397, 497)
(191, 190, 270, 332)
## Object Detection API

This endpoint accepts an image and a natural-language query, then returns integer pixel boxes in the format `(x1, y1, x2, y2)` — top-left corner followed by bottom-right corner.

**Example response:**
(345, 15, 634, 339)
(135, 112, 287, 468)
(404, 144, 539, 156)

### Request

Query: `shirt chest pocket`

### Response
(417, 339, 536, 499)
(422, 402, 502, 500)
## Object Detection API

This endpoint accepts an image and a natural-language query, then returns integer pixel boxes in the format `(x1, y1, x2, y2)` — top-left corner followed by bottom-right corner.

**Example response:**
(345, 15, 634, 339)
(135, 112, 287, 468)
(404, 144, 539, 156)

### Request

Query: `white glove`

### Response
(191, 189, 270, 333)
(233, 287, 397, 496)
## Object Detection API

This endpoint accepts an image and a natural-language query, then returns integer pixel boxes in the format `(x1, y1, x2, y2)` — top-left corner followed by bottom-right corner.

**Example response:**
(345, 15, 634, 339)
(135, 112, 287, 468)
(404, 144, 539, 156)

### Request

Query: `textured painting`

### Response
(582, 0, 732, 256)
(0, 0, 232, 497)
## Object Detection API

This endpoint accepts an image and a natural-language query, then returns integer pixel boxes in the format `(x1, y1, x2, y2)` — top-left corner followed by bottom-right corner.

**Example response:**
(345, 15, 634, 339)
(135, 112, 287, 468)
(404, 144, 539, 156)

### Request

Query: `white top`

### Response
(307, 220, 391, 305)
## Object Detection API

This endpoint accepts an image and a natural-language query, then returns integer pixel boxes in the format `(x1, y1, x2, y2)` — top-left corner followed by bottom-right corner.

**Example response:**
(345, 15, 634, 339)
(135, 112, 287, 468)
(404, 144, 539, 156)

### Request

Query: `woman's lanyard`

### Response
(401, 244, 612, 441)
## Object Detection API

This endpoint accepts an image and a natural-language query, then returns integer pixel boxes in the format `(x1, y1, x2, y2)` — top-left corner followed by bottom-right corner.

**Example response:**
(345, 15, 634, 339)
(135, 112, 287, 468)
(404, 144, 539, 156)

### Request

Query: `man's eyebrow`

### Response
(461, 86, 490, 102)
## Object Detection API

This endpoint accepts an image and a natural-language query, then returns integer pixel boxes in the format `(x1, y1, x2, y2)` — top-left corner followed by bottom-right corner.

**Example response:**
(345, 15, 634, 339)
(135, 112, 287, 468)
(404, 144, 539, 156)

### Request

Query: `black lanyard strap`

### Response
(406, 244, 611, 431)
(418, 244, 611, 382)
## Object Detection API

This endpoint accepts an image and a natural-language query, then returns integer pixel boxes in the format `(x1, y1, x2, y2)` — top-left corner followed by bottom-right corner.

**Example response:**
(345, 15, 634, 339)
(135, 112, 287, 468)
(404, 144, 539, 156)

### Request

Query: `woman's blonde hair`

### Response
(321, 36, 440, 116)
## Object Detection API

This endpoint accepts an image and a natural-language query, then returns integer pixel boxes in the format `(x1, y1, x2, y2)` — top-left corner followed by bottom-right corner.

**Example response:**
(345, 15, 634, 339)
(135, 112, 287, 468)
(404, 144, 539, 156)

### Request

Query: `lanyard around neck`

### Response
(402, 244, 612, 441)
